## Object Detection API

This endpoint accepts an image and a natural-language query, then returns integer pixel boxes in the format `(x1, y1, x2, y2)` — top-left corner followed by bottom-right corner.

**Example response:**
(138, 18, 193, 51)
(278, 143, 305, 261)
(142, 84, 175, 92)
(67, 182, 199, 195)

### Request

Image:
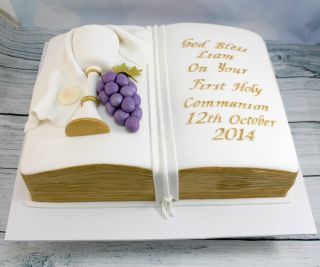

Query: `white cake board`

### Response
(5, 170, 316, 241)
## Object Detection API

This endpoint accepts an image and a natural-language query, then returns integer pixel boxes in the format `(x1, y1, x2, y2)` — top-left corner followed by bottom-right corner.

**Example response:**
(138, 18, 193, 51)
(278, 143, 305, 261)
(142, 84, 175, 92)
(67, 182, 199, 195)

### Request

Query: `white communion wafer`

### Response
(58, 85, 82, 106)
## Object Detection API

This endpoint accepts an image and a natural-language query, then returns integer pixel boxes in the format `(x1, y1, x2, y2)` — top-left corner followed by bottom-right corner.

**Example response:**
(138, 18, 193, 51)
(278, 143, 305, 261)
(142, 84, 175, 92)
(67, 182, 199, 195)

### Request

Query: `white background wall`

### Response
(9, 0, 320, 44)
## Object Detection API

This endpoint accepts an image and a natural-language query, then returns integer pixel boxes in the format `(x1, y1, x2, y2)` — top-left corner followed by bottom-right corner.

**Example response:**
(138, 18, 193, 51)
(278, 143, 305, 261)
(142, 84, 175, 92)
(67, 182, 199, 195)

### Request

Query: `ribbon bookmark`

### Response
(149, 25, 179, 218)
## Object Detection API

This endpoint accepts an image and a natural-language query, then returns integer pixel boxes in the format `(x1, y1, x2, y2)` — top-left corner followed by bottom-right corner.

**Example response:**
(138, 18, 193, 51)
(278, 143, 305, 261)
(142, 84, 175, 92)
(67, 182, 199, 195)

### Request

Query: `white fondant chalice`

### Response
(65, 25, 120, 136)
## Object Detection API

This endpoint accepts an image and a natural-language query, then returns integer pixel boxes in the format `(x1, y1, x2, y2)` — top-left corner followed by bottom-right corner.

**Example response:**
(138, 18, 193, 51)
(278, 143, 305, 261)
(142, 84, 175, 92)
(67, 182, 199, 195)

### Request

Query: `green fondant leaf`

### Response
(112, 63, 143, 82)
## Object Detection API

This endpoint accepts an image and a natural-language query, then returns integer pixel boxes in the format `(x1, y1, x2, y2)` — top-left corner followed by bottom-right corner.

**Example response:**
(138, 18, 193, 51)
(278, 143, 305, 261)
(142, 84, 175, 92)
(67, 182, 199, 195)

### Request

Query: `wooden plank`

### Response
(1, 66, 319, 121)
(267, 41, 320, 78)
(1, 114, 318, 176)
(0, 64, 38, 116)
(0, 168, 15, 231)
(0, 18, 62, 60)
(1, 73, 319, 122)
(290, 122, 320, 176)
(304, 177, 320, 238)
(0, 115, 26, 170)
(0, 234, 319, 266)
(279, 77, 320, 122)
(0, 17, 319, 120)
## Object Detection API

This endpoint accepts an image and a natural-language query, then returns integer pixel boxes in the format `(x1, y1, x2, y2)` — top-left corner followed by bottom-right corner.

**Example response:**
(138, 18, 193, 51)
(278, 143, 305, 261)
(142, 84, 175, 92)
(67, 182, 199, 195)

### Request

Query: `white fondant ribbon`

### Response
(149, 25, 179, 218)
(161, 195, 175, 218)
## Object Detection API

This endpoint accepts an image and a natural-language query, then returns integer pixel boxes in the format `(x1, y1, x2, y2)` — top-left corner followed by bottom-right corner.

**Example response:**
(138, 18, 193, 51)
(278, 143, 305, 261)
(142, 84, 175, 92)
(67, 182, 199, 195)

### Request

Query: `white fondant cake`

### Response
(20, 23, 299, 217)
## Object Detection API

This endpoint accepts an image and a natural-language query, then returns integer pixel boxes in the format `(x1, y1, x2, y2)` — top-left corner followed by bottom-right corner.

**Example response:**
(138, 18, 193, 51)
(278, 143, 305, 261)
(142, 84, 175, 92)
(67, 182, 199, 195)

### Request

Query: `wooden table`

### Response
(0, 18, 319, 266)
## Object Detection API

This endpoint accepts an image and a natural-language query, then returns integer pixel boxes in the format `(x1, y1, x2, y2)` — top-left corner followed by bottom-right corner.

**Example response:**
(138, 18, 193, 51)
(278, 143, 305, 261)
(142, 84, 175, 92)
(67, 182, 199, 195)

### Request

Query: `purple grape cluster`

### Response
(96, 71, 142, 133)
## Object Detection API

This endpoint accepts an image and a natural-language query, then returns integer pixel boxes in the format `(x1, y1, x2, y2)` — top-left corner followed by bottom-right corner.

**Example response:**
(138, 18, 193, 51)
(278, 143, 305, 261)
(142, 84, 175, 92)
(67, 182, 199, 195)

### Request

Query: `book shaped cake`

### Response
(20, 23, 299, 217)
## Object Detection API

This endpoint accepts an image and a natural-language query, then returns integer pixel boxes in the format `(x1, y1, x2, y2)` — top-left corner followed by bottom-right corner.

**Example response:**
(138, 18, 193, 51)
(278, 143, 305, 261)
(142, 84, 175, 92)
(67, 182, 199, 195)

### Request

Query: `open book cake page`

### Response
(19, 23, 299, 217)
(21, 25, 155, 202)
(161, 24, 299, 200)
